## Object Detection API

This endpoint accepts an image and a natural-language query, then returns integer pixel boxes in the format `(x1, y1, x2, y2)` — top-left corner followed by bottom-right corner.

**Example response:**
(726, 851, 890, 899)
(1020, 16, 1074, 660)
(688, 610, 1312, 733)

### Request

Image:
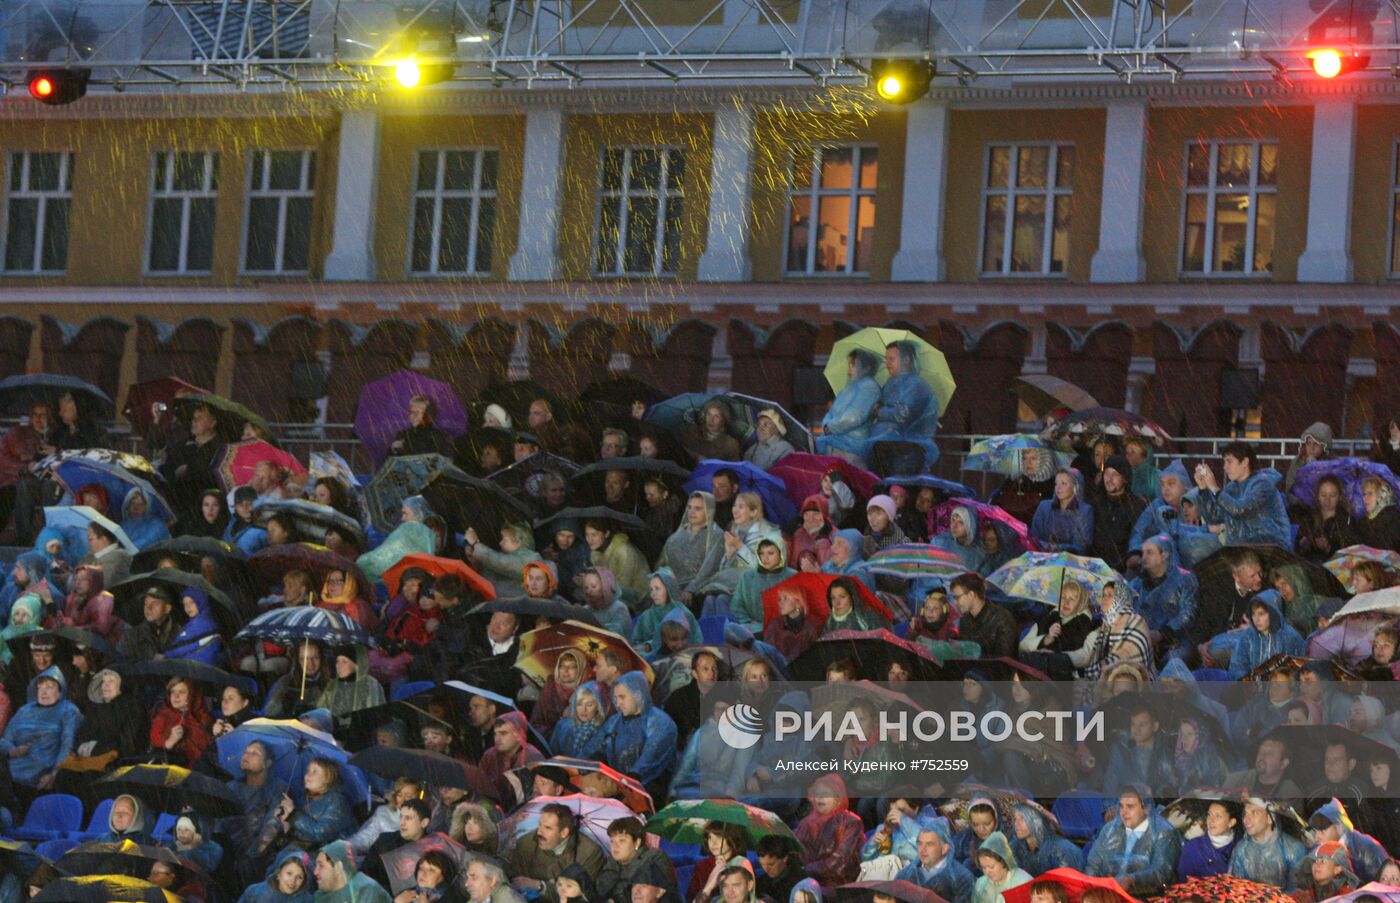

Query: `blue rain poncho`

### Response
(600, 670, 678, 784)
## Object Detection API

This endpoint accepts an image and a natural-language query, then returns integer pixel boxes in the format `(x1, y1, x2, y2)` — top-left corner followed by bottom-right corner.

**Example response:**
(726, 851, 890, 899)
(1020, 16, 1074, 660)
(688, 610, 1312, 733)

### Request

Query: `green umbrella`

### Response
(172, 393, 273, 444)
(645, 799, 802, 853)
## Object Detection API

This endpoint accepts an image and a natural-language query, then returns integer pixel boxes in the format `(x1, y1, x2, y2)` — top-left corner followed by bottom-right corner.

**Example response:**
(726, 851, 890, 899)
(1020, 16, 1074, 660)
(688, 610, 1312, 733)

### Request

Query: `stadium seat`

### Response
(75, 798, 114, 839)
(892, 622, 909, 639)
(10, 793, 83, 842)
(35, 838, 78, 861)
(152, 812, 178, 841)
(699, 616, 729, 644)
(1052, 790, 1108, 842)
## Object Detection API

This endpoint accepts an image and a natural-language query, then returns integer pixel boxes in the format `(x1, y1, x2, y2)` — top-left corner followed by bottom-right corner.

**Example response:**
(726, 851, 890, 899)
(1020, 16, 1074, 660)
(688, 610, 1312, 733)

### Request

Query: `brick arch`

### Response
(231, 317, 326, 423)
(40, 316, 130, 405)
(423, 317, 515, 402)
(630, 319, 716, 396)
(1047, 321, 1134, 410)
(326, 319, 419, 423)
(528, 318, 618, 400)
(0, 317, 34, 381)
(1143, 320, 1241, 438)
(729, 319, 818, 409)
(135, 316, 225, 389)
(1260, 322, 1352, 439)
(937, 320, 1028, 436)
(1374, 323, 1400, 425)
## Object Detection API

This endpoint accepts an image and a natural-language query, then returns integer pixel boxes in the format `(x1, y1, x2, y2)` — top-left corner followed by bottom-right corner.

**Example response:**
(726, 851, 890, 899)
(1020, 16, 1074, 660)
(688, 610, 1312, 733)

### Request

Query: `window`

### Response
(148, 151, 219, 274)
(244, 149, 315, 274)
(3, 151, 73, 274)
(410, 149, 498, 276)
(979, 144, 1074, 276)
(1181, 141, 1277, 276)
(786, 145, 878, 275)
(594, 147, 685, 276)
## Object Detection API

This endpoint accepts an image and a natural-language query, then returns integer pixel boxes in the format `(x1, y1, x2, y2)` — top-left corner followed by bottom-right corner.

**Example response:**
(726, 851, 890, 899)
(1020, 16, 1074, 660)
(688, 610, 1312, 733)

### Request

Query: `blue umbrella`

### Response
(875, 474, 978, 501)
(43, 505, 137, 554)
(46, 457, 175, 525)
(235, 606, 375, 648)
(216, 717, 370, 806)
(643, 392, 712, 433)
(684, 459, 797, 526)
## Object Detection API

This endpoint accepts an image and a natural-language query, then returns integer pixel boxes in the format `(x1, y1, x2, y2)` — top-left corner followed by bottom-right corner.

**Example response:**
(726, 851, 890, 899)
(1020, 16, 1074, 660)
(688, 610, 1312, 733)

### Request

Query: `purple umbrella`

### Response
(1290, 457, 1400, 519)
(354, 370, 469, 466)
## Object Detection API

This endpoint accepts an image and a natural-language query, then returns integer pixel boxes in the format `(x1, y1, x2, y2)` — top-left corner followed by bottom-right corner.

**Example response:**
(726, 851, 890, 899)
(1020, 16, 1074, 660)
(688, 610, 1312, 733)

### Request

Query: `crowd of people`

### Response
(0, 336, 1396, 903)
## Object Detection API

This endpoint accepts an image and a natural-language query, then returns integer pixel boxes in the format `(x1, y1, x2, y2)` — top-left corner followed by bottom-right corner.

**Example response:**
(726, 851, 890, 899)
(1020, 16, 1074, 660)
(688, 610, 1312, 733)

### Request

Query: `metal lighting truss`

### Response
(0, 0, 1397, 92)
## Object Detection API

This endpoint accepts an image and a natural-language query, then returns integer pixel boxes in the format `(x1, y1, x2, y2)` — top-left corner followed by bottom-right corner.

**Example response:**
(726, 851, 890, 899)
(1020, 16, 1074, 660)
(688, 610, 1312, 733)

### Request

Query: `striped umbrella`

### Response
(859, 544, 968, 581)
(235, 606, 374, 648)
(1325, 544, 1400, 593)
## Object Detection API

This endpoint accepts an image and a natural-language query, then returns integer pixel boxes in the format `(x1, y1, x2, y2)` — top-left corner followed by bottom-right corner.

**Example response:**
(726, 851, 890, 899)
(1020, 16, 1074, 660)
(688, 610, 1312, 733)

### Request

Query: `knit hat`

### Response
(867, 494, 897, 524)
(757, 409, 787, 436)
(1313, 840, 1352, 870)
(484, 404, 513, 429)
(1103, 455, 1133, 481)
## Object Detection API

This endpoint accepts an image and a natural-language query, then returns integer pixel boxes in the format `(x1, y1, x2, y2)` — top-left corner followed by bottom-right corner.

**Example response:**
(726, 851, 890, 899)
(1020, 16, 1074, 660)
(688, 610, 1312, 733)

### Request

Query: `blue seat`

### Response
(392, 680, 434, 702)
(1052, 790, 1108, 842)
(699, 616, 729, 644)
(35, 838, 78, 861)
(74, 798, 114, 839)
(151, 812, 178, 842)
(10, 793, 83, 842)
(674, 865, 694, 898)
(892, 622, 910, 639)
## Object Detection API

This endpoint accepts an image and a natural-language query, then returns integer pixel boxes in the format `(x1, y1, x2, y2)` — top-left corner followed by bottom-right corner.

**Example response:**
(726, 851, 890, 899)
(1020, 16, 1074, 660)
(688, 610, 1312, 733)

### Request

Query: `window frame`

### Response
(592, 144, 686, 278)
(783, 143, 879, 277)
(240, 147, 317, 276)
(975, 141, 1075, 278)
(407, 146, 500, 278)
(2, 150, 75, 276)
(1178, 139, 1279, 278)
(145, 149, 221, 276)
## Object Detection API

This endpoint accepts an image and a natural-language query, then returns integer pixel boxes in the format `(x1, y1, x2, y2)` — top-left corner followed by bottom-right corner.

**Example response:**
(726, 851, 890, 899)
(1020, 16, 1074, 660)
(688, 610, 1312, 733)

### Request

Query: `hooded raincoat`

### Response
(1199, 467, 1292, 549)
(1030, 471, 1094, 554)
(165, 588, 225, 665)
(236, 849, 315, 903)
(1310, 798, 1388, 883)
(729, 541, 796, 633)
(794, 774, 864, 886)
(893, 817, 975, 903)
(550, 681, 608, 760)
(657, 492, 727, 599)
(0, 665, 81, 785)
(969, 832, 1031, 903)
(313, 840, 392, 903)
(866, 342, 941, 470)
(122, 486, 171, 551)
(1228, 590, 1306, 679)
(316, 645, 386, 730)
(600, 671, 677, 785)
(1084, 787, 1184, 896)
(818, 351, 880, 462)
(1129, 533, 1199, 648)
(1227, 805, 1306, 891)
(1007, 804, 1084, 876)
(630, 570, 702, 656)
(930, 505, 988, 573)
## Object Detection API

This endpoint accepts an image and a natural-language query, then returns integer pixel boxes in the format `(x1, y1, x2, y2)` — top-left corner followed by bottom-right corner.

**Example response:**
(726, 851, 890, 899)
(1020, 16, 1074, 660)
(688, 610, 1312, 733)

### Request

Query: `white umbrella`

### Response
(1334, 586, 1400, 620)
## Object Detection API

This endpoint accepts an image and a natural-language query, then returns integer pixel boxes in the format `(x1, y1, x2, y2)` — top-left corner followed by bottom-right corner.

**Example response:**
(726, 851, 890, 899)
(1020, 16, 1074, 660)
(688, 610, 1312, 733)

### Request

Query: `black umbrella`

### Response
(132, 536, 258, 619)
(56, 840, 206, 884)
(32, 876, 181, 903)
(109, 569, 242, 635)
(1093, 690, 1229, 753)
(134, 535, 246, 566)
(571, 457, 689, 483)
(344, 681, 548, 753)
(835, 881, 948, 903)
(535, 506, 645, 532)
(349, 746, 498, 799)
(6, 627, 119, 664)
(468, 596, 601, 628)
(486, 452, 581, 498)
(1194, 544, 1346, 602)
(788, 630, 945, 682)
(0, 374, 112, 417)
(1262, 723, 1400, 780)
(420, 465, 536, 537)
(247, 543, 370, 596)
(113, 659, 257, 697)
(253, 499, 365, 547)
(92, 765, 242, 818)
(579, 377, 666, 409)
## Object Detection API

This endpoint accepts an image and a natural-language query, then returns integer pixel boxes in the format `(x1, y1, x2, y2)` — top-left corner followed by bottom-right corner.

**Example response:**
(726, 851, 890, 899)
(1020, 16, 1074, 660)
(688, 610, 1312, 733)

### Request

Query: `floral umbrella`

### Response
(825, 327, 957, 415)
(1290, 457, 1400, 519)
(769, 453, 879, 507)
(931, 498, 1040, 552)
(1322, 884, 1400, 903)
(36, 447, 157, 478)
(1154, 874, 1293, 903)
(1039, 406, 1172, 446)
(986, 551, 1124, 606)
(963, 434, 1074, 476)
(875, 474, 978, 502)
(1325, 545, 1400, 593)
(646, 799, 802, 853)
(213, 439, 307, 493)
(1334, 585, 1400, 620)
(938, 784, 1059, 839)
(363, 453, 455, 533)
(516, 620, 653, 684)
(497, 794, 635, 858)
(43, 456, 175, 524)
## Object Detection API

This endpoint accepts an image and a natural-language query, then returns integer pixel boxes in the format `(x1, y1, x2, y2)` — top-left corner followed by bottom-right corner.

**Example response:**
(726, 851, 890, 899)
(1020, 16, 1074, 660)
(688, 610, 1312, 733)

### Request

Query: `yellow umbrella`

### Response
(823, 327, 956, 415)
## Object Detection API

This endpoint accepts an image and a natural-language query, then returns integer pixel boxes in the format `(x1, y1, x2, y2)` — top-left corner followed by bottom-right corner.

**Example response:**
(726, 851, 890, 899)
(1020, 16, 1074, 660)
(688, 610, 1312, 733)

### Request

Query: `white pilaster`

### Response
(1297, 98, 1357, 283)
(507, 326, 531, 380)
(323, 111, 381, 281)
(508, 110, 567, 281)
(890, 100, 950, 282)
(1090, 99, 1149, 283)
(697, 104, 755, 282)
(706, 327, 733, 394)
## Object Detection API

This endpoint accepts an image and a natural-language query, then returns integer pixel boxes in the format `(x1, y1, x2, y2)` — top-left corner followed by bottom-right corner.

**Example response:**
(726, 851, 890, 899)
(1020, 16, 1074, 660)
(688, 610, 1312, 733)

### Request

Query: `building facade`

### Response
(0, 77, 1396, 439)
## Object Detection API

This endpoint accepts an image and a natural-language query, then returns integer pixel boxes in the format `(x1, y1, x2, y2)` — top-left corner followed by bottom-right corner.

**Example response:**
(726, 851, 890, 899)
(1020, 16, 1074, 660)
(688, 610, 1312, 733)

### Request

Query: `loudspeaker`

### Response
(290, 361, 329, 400)
(1220, 368, 1260, 409)
(792, 367, 833, 407)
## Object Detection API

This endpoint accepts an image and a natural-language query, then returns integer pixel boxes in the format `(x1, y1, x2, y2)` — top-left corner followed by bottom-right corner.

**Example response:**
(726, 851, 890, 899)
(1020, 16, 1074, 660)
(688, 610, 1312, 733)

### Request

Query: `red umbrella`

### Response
(932, 498, 1040, 551)
(769, 453, 879, 508)
(1003, 869, 1138, 903)
(122, 377, 208, 434)
(760, 572, 894, 627)
(214, 440, 307, 493)
(382, 553, 495, 601)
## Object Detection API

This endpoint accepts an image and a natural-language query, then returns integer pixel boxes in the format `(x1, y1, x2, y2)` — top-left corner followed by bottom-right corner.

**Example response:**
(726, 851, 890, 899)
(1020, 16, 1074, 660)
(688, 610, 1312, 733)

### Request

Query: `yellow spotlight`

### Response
(876, 74, 904, 100)
(394, 60, 422, 87)
(1307, 48, 1343, 79)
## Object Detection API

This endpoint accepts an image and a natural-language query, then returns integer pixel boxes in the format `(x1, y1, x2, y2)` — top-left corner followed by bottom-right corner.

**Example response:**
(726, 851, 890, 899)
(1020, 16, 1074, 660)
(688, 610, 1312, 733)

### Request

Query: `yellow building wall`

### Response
(1350, 104, 1400, 283)
(748, 107, 907, 282)
(941, 108, 1106, 283)
(1142, 105, 1312, 283)
(0, 116, 337, 286)
(556, 113, 713, 281)
(374, 113, 525, 280)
